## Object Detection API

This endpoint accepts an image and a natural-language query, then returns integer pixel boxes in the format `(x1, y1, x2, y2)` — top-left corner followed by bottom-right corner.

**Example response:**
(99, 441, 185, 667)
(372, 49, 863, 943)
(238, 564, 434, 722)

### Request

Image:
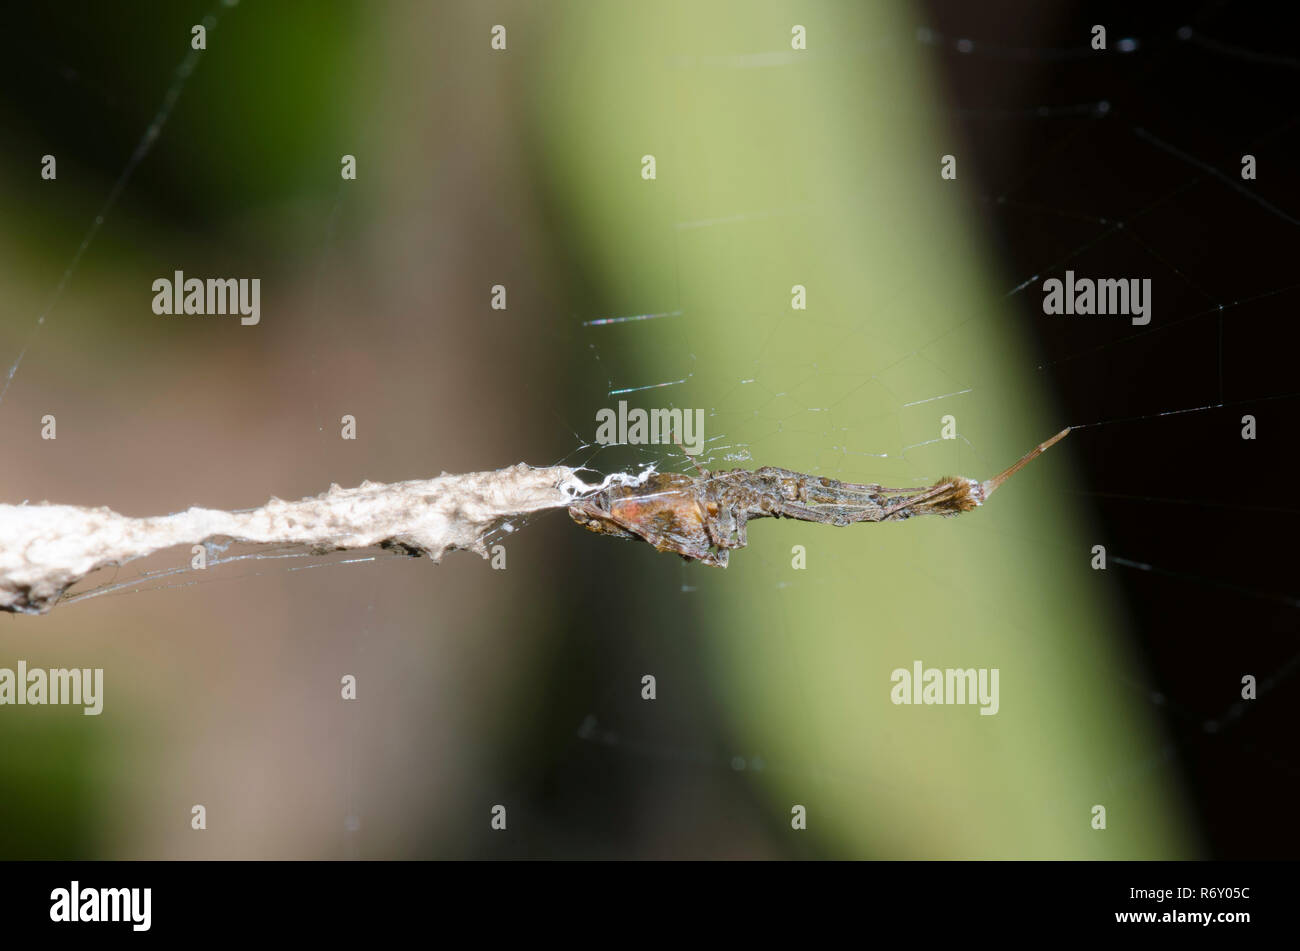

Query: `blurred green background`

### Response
(0, 1, 1193, 858)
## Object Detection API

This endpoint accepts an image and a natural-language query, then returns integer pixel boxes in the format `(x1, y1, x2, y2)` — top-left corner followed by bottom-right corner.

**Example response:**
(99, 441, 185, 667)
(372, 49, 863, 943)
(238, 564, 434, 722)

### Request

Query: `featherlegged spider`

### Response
(569, 428, 1070, 566)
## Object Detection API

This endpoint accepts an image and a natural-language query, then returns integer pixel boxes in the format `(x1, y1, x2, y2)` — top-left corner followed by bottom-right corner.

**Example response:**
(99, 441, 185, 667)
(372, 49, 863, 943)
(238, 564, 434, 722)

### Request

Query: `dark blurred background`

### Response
(920, 0, 1300, 858)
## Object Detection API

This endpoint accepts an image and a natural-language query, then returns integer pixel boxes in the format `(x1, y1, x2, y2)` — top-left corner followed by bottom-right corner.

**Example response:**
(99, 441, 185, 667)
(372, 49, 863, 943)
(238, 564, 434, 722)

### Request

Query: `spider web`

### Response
(1, 0, 1296, 859)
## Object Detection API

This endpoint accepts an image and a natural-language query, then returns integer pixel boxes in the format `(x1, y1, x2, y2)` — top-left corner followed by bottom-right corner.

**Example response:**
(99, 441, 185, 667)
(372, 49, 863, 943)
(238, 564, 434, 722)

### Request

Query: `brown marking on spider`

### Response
(568, 428, 1070, 566)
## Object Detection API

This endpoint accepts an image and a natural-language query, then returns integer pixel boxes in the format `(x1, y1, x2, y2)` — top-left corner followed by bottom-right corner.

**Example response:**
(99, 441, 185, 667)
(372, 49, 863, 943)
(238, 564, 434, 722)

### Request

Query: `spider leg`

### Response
(674, 434, 709, 478)
(587, 508, 726, 566)
(765, 479, 971, 525)
(878, 480, 967, 518)
(754, 467, 929, 501)
(766, 500, 885, 525)
(703, 505, 751, 550)
(694, 548, 729, 567)
(721, 513, 750, 549)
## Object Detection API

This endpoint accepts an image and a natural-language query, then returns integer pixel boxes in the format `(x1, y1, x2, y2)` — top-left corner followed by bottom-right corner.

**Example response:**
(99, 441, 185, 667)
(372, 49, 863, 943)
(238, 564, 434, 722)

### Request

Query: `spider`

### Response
(569, 428, 1070, 566)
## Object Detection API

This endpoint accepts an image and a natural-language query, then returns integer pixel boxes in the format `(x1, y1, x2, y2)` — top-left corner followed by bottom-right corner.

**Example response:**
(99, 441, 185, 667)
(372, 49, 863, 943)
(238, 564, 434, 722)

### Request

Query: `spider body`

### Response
(568, 429, 1070, 567)
(569, 472, 723, 564)
(570, 466, 978, 567)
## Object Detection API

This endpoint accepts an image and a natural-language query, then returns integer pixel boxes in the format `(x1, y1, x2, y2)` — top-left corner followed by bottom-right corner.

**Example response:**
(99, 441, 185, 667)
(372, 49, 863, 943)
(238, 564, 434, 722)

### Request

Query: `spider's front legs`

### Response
(767, 500, 886, 525)
(760, 476, 976, 524)
(753, 467, 928, 507)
